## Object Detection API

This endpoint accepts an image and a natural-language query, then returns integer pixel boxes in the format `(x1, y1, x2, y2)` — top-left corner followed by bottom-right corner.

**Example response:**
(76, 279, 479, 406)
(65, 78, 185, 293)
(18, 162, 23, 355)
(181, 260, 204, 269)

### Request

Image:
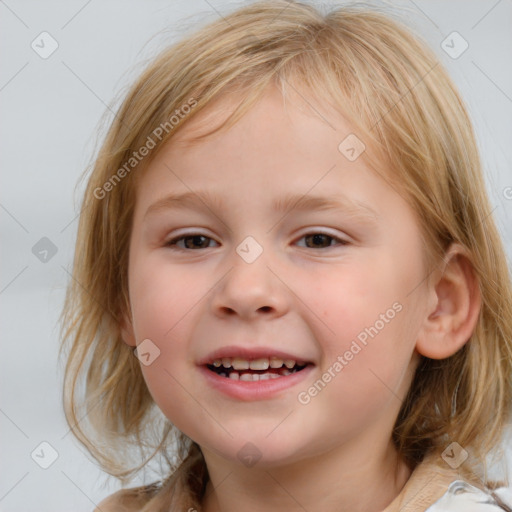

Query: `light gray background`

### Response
(1, 1, 511, 510)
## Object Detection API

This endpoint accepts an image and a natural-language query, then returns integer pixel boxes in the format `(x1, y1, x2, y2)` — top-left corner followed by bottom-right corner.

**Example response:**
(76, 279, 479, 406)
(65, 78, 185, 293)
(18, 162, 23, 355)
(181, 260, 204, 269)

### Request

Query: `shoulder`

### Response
(94, 489, 139, 511)
(427, 480, 512, 511)
(93, 486, 154, 512)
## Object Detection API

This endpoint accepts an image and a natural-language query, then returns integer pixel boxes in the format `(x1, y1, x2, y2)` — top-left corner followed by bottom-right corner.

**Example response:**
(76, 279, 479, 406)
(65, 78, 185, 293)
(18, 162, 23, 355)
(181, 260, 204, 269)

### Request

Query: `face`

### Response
(123, 85, 431, 469)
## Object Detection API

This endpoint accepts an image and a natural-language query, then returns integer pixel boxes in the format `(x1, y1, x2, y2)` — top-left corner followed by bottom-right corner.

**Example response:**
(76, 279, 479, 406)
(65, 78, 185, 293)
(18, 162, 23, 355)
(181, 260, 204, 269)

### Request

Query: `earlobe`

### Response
(415, 244, 482, 360)
(120, 312, 137, 347)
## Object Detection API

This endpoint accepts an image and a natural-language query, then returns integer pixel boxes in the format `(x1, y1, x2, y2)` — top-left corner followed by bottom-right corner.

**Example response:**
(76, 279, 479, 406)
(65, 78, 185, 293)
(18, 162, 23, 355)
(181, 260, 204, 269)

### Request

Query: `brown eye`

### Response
(297, 232, 348, 249)
(166, 234, 217, 250)
(164, 232, 347, 251)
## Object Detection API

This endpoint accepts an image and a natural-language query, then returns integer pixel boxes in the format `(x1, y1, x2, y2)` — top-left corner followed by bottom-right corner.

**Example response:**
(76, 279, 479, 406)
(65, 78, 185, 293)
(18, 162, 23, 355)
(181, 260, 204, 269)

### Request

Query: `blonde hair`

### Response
(59, 1, 512, 509)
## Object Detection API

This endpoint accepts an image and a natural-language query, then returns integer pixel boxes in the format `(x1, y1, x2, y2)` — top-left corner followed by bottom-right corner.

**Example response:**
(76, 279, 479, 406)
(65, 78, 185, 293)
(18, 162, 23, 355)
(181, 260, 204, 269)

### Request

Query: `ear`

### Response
(416, 243, 481, 359)
(120, 311, 137, 347)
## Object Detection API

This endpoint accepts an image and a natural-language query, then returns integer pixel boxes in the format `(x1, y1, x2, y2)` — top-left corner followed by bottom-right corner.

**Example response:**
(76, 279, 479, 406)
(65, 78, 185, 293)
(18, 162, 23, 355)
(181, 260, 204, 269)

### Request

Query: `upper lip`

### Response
(198, 345, 315, 366)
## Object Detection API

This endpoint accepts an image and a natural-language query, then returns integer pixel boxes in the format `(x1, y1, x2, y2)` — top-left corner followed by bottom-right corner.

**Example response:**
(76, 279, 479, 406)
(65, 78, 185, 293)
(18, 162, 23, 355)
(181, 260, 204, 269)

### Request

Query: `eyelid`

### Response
(293, 227, 350, 243)
(164, 228, 350, 250)
(294, 232, 349, 249)
(164, 230, 219, 248)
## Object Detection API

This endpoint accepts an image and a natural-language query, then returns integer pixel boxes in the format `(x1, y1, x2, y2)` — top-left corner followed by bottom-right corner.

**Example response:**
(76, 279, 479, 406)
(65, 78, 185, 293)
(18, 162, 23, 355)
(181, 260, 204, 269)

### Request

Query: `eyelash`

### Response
(164, 231, 349, 251)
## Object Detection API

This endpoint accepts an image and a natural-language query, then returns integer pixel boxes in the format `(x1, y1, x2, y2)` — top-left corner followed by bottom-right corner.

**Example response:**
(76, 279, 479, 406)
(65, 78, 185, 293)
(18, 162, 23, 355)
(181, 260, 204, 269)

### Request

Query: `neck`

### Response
(201, 439, 412, 512)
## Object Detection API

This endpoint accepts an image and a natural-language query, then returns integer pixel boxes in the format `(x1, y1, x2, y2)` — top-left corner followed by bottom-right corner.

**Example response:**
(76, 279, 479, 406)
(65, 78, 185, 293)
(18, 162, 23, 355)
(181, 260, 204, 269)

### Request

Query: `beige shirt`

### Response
(382, 455, 462, 512)
(382, 455, 512, 512)
(96, 455, 512, 511)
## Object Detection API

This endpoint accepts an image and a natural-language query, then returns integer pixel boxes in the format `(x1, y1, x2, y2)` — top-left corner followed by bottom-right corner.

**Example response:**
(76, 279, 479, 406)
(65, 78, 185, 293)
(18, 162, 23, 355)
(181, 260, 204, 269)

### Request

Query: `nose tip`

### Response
(211, 258, 289, 320)
(218, 300, 277, 318)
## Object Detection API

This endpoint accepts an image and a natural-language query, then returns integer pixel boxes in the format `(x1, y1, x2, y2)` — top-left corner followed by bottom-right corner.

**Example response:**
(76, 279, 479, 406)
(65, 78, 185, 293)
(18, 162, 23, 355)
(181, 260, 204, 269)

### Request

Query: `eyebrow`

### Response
(144, 189, 380, 223)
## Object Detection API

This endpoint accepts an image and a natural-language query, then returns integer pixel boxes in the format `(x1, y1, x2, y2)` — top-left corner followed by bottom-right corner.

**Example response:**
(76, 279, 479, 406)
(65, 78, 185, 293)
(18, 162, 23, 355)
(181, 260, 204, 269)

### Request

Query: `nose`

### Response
(210, 250, 290, 321)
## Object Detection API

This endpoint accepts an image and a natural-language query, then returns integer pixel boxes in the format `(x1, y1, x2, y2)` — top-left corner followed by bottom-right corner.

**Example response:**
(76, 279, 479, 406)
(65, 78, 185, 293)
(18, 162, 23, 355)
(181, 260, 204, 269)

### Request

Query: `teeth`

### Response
(227, 370, 297, 381)
(249, 358, 270, 370)
(211, 356, 298, 369)
(232, 357, 250, 370)
(269, 357, 284, 368)
(239, 372, 279, 381)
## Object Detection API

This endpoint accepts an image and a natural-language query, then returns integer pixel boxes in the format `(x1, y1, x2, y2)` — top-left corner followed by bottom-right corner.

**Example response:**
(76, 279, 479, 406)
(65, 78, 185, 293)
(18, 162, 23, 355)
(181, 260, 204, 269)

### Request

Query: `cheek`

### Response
(304, 262, 400, 349)
(127, 258, 211, 417)
(299, 310, 416, 436)
(129, 255, 207, 339)
(301, 261, 417, 405)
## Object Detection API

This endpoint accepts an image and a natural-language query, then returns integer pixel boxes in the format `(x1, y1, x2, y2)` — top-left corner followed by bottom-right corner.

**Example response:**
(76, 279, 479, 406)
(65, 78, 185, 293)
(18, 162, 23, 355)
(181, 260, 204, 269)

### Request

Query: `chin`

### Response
(198, 433, 312, 470)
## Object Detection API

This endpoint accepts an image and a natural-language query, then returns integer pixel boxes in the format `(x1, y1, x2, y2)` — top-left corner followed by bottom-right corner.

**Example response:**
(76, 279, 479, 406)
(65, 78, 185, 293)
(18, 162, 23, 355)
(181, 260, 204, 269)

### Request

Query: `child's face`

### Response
(123, 86, 432, 468)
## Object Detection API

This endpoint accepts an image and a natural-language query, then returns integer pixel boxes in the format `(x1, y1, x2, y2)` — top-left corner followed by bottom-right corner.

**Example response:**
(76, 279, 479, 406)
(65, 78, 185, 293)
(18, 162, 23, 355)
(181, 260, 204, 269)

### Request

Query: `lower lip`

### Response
(198, 365, 315, 401)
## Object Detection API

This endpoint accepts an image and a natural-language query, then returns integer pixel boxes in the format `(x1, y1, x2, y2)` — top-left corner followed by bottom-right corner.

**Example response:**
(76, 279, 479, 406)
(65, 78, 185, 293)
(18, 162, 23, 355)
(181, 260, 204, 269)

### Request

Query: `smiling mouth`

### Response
(206, 357, 311, 381)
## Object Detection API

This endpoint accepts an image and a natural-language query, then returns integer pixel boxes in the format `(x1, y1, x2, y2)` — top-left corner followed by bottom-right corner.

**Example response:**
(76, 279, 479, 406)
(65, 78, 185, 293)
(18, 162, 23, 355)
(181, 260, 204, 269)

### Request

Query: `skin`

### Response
(121, 84, 481, 512)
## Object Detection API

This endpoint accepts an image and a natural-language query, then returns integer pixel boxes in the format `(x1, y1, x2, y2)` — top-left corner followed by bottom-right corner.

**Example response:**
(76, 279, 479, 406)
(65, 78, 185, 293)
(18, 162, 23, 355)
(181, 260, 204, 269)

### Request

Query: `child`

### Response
(59, 1, 512, 510)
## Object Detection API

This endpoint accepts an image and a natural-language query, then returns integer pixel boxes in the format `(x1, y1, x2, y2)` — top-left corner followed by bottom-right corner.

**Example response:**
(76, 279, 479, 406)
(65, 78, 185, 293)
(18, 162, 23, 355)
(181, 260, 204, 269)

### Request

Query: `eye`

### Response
(164, 231, 348, 251)
(165, 234, 218, 250)
(295, 232, 348, 249)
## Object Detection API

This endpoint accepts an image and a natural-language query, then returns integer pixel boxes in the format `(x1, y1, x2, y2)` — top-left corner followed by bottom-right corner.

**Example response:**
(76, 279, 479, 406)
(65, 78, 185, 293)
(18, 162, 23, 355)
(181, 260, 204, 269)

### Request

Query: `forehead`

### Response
(150, 89, 395, 203)
(136, 92, 404, 226)
(147, 93, 345, 184)
(171, 82, 352, 147)
(164, 84, 397, 195)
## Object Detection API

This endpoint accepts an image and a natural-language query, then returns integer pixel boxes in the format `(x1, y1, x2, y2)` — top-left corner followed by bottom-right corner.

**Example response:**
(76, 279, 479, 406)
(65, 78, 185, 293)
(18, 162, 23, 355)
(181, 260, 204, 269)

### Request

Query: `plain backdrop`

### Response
(1, 0, 511, 510)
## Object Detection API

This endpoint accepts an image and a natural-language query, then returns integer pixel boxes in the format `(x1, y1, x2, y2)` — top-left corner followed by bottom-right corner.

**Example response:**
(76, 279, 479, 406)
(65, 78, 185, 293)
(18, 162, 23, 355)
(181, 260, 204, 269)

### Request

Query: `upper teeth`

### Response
(212, 357, 298, 370)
